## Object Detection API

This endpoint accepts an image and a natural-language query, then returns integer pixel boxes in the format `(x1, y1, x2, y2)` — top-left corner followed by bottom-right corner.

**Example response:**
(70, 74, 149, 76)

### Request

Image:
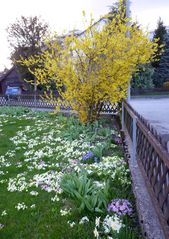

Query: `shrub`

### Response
(163, 81, 169, 88)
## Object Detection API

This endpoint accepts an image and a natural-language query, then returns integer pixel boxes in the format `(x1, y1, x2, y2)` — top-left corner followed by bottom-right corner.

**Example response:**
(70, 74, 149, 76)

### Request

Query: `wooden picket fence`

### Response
(122, 100, 169, 238)
(0, 94, 120, 114)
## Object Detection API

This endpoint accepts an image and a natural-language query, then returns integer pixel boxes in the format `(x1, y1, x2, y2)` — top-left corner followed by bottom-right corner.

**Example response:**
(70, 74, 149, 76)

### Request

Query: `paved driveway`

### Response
(130, 97, 169, 152)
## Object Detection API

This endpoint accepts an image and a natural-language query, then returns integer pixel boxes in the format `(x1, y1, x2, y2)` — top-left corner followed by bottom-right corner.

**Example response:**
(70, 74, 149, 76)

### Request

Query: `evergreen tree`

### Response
(108, 0, 127, 20)
(153, 33, 169, 87)
(152, 17, 167, 68)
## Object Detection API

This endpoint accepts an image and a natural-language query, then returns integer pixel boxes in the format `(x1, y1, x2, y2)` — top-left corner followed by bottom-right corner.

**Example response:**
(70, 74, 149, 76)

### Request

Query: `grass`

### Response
(0, 107, 142, 239)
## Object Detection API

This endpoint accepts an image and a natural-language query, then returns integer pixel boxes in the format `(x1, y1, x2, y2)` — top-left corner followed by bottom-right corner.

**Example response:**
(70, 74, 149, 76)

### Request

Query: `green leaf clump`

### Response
(61, 172, 109, 213)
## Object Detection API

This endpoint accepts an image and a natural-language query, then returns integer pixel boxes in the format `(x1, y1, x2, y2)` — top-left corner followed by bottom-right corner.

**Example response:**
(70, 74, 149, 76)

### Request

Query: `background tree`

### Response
(131, 64, 154, 92)
(152, 17, 167, 68)
(108, 0, 128, 20)
(21, 10, 157, 123)
(7, 16, 49, 84)
(153, 33, 169, 87)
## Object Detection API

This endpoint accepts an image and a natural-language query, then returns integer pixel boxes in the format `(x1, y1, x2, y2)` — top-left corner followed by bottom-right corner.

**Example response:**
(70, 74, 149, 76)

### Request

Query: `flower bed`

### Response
(0, 107, 142, 238)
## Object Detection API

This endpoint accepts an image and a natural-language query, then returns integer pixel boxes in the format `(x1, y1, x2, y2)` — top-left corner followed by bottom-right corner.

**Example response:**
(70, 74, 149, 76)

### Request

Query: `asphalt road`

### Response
(130, 97, 169, 152)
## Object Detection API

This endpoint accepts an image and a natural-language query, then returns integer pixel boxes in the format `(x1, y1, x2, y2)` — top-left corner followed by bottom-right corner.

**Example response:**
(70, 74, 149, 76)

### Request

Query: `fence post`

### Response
(122, 101, 124, 130)
(132, 116, 137, 160)
(34, 92, 37, 108)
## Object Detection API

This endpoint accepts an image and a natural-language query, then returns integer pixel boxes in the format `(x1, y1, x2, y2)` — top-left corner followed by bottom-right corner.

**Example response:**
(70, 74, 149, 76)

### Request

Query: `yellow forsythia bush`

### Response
(20, 2, 158, 123)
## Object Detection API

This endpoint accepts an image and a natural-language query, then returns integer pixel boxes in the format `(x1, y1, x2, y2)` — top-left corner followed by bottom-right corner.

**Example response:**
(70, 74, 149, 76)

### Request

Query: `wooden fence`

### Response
(0, 94, 119, 114)
(122, 100, 169, 238)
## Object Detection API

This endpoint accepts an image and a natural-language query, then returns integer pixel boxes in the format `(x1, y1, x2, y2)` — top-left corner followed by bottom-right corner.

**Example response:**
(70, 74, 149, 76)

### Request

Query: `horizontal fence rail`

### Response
(0, 94, 119, 114)
(0, 94, 69, 110)
(123, 100, 169, 238)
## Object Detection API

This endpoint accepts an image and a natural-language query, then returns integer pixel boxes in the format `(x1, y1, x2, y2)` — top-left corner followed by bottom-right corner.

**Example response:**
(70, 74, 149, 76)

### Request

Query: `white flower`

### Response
(1, 210, 7, 216)
(30, 191, 39, 196)
(103, 215, 122, 234)
(110, 220, 122, 233)
(95, 217, 100, 227)
(67, 221, 76, 227)
(79, 216, 89, 224)
(60, 208, 71, 216)
(93, 227, 99, 238)
(51, 195, 60, 202)
(86, 169, 93, 174)
(15, 202, 27, 211)
(94, 181, 104, 188)
(7, 174, 29, 192)
(30, 204, 36, 209)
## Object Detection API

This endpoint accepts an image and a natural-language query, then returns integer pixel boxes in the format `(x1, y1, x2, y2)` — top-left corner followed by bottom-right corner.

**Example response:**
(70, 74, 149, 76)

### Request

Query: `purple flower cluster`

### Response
(82, 151, 99, 164)
(107, 199, 133, 216)
(82, 151, 94, 161)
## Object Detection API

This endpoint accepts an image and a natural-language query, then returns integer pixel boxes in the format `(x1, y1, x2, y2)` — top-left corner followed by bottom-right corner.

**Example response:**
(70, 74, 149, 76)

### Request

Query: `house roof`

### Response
(0, 72, 4, 78)
(77, 17, 108, 38)
(0, 66, 15, 82)
(59, 16, 108, 40)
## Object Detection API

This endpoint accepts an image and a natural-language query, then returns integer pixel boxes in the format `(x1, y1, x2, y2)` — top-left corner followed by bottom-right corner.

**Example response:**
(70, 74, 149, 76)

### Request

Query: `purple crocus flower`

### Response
(94, 157, 98, 163)
(82, 151, 94, 161)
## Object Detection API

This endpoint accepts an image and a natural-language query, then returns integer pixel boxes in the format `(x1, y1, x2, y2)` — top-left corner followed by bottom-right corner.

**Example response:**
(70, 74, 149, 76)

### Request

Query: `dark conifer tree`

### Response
(152, 17, 167, 68)
(153, 33, 169, 87)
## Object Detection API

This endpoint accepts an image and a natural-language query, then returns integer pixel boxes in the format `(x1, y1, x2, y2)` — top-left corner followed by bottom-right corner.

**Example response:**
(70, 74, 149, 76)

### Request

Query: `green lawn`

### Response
(0, 107, 141, 239)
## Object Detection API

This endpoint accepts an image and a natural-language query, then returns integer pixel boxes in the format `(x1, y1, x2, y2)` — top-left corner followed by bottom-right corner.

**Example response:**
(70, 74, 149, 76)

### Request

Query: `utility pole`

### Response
(126, 0, 131, 20)
(121, 1, 132, 131)
(126, 0, 131, 102)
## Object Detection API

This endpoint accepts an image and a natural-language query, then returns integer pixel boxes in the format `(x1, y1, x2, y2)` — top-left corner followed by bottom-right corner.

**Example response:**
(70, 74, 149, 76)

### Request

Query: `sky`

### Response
(0, 0, 169, 71)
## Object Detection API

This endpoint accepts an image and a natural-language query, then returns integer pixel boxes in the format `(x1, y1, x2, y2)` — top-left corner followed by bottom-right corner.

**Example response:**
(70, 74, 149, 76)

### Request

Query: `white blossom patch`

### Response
(79, 216, 89, 224)
(67, 221, 76, 228)
(30, 191, 39, 196)
(15, 202, 28, 211)
(60, 208, 71, 216)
